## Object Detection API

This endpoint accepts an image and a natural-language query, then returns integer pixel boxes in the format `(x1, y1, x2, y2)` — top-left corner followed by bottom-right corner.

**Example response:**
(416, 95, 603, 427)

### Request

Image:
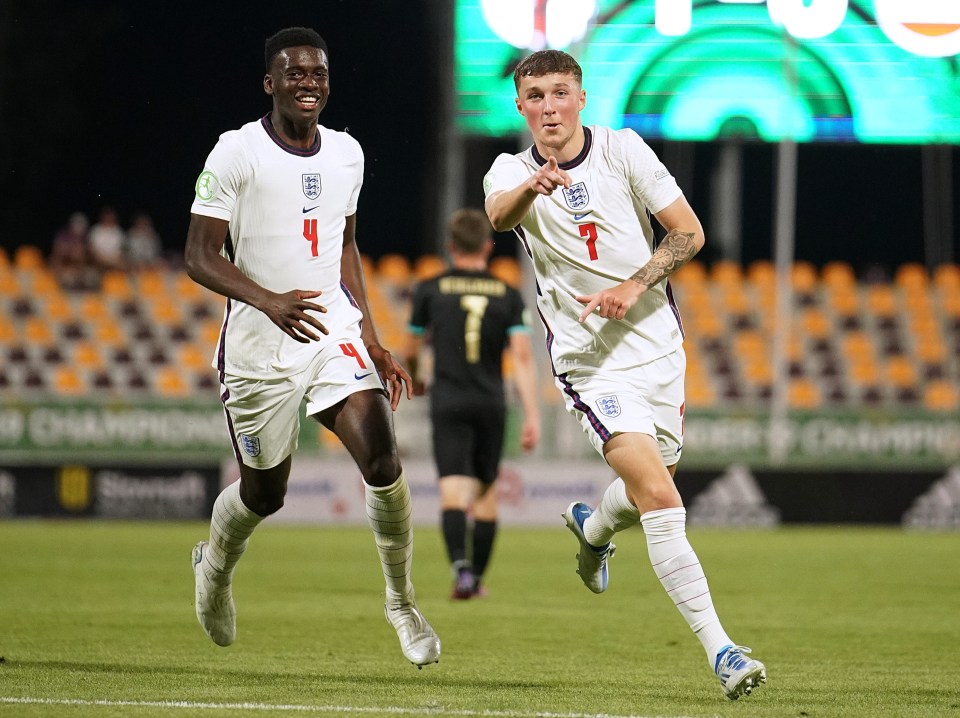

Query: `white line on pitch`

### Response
(0, 697, 700, 718)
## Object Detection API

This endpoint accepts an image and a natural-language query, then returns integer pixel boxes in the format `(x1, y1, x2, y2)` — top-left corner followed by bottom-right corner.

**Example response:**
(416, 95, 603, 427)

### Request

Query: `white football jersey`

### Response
(483, 126, 685, 372)
(191, 116, 364, 379)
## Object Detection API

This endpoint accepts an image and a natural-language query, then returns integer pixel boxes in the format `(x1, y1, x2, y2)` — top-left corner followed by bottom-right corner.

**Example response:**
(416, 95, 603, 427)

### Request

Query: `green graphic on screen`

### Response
(455, 0, 960, 143)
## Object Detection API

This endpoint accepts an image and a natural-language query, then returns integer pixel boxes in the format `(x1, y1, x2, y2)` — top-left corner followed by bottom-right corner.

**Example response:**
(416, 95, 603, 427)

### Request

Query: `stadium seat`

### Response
(172, 270, 205, 301)
(24, 316, 54, 348)
(414, 254, 445, 281)
(137, 269, 168, 298)
(791, 261, 818, 295)
(932, 263, 959, 292)
(711, 259, 742, 286)
(745, 260, 775, 289)
(788, 378, 821, 409)
(821, 261, 856, 290)
(884, 355, 917, 388)
(866, 285, 898, 318)
(673, 260, 707, 285)
(44, 292, 75, 324)
(0, 316, 15, 343)
(79, 295, 111, 323)
(895, 263, 928, 292)
(71, 342, 104, 371)
(13, 245, 44, 270)
(489, 256, 522, 288)
(377, 254, 412, 285)
(923, 380, 959, 412)
(101, 270, 134, 300)
(155, 366, 190, 397)
(51, 366, 87, 396)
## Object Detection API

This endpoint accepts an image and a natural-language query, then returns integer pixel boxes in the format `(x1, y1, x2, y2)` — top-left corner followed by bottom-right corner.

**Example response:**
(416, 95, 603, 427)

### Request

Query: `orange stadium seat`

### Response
(489, 256, 522, 288)
(377, 254, 412, 285)
(924, 380, 959, 412)
(791, 261, 818, 294)
(788, 378, 821, 409)
(710, 260, 742, 286)
(821, 261, 856, 290)
(866, 285, 898, 318)
(673, 260, 707, 285)
(172, 270, 205, 301)
(13, 245, 44, 270)
(932, 263, 959, 292)
(71, 342, 104, 371)
(101, 270, 134, 300)
(895, 263, 928, 292)
(746, 260, 775, 289)
(137, 269, 168, 298)
(414, 254, 445, 281)
(155, 366, 190, 397)
(51, 366, 87, 396)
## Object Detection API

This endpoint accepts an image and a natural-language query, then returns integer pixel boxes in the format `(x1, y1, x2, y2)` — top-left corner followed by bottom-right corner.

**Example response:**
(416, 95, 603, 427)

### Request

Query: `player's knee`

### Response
(362, 453, 402, 488)
(242, 487, 285, 516)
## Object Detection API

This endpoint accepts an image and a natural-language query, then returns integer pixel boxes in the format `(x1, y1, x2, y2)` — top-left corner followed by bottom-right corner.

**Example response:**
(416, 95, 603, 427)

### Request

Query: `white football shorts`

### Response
(554, 346, 686, 466)
(220, 337, 385, 469)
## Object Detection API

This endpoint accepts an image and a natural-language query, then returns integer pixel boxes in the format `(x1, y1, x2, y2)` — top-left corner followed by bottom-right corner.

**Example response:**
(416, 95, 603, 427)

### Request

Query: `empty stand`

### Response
(0, 244, 955, 415)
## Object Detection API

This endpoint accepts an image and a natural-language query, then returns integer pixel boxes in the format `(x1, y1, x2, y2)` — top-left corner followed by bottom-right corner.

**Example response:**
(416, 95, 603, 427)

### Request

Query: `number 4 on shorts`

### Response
(339, 342, 367, 369)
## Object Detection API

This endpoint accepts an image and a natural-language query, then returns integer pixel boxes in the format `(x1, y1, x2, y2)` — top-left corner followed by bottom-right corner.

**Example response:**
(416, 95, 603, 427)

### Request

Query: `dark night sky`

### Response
(1, 1, 957, 273)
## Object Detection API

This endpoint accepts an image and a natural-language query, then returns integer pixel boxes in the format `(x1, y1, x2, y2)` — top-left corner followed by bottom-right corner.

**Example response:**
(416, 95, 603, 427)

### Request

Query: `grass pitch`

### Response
(1, 520, 958, 718)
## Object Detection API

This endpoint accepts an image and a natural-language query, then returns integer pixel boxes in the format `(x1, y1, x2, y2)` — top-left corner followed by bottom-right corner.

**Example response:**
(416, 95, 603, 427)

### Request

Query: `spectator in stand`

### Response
(88, 206, 127, 272)
(126, 212, 165, 270)
(50, 212, 96, 289)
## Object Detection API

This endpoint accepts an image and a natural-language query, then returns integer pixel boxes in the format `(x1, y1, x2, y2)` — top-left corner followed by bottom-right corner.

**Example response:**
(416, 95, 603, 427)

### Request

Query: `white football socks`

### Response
(365, 473, 415, 606)
(583, 477, 640, 547)
(204, 480, 263, 588)
(641, 507, 732, 667)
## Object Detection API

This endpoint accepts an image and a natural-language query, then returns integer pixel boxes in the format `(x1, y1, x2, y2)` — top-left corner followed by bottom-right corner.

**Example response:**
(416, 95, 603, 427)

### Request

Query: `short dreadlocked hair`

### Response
(513, 49, 582, 91)
(264, 27, 327, 71)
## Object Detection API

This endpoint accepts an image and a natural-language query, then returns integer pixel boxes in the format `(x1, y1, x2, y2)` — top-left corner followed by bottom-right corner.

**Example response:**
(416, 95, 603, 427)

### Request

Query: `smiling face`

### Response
(264, 45, 330, 134)
(515, 72, 586, 162)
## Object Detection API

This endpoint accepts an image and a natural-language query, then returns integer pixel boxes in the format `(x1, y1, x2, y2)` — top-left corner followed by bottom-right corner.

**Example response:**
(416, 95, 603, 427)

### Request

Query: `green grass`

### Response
(1, 520, 959, 717)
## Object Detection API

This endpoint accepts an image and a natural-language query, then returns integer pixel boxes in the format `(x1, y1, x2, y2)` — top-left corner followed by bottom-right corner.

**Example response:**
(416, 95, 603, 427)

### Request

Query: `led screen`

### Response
(455, 0, 960, 143)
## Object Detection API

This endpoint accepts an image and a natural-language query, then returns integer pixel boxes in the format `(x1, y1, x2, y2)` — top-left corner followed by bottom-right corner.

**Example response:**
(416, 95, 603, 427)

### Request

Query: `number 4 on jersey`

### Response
(303, 219, 318, 257)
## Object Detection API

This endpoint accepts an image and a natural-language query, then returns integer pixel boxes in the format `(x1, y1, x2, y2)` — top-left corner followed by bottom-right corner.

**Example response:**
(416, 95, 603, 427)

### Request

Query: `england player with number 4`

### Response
(184, 26, 440, 668)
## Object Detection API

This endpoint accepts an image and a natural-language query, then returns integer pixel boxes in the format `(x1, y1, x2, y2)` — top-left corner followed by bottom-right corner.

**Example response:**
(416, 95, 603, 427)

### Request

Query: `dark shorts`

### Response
(430, 400, 506, 485)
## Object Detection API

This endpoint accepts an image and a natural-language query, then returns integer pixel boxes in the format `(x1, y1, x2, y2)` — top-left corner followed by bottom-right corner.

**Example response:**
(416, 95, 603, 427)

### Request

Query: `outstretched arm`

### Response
(184, 213, 329, 342)
(576, 195, 704, 321)
(485, 156, 572, 232)
(339, 213, 412, 409)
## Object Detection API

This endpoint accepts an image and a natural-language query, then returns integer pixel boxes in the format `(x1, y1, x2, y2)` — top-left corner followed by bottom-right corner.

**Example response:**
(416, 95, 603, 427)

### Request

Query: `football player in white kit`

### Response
(483, 50, 765, 699)
(184, 27, 440, 668)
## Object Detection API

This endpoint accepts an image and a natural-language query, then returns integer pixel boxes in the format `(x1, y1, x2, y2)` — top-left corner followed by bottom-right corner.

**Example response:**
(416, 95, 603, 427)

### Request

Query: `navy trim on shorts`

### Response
(216, 300, 231, 383)
(220, 385, 242, 463)
(665, 280, 685, 339)
(557, 372, 613, 444)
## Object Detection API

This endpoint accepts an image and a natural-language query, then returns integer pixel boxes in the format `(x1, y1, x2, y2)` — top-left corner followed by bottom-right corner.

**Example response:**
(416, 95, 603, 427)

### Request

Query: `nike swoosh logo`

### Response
(303, 205, 320, 213)
(574, 210, 593, 221)
(354, 372, 373, 380)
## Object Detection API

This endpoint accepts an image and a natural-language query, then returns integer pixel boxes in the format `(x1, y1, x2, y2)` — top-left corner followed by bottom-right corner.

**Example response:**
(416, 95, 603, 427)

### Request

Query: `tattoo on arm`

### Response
(630, 229, 698, 289)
